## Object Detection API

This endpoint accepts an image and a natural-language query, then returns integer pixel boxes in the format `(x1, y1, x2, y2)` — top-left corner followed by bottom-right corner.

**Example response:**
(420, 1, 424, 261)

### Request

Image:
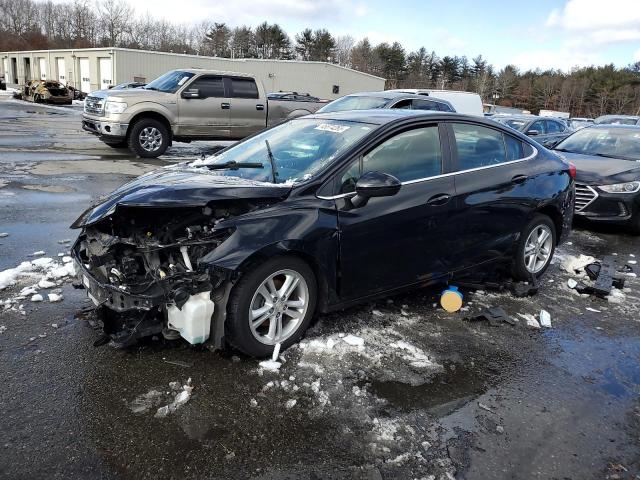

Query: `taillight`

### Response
(568, 162, 576, 179)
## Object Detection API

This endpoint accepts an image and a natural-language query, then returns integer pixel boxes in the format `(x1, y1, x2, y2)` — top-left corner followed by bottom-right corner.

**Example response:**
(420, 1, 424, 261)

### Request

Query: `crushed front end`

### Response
(72, 205, 239, 347)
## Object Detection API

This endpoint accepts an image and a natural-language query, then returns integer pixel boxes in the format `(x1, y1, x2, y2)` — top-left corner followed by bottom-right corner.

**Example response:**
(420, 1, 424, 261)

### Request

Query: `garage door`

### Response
(98, 58, 112, 90)
(56, 58, 66, 85)
(39, 58, 46, 80)
(79, 58, 90, 93)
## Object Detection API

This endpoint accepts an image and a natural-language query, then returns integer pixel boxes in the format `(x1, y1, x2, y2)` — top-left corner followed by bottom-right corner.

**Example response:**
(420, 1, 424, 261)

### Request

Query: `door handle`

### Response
(426, 193, 451, 206)
(221, 102, 230, 109)
(511, 175, 527, 184)
(256, 104, 265, 110)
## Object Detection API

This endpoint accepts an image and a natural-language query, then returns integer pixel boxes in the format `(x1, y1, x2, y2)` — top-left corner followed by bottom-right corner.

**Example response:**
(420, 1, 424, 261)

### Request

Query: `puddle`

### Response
(550, 324, 640, 399)
(366, 360, 499, 415)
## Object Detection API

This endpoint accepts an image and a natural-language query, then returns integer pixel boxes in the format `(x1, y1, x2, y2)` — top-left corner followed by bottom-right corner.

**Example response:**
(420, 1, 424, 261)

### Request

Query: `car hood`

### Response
(557, 151, 640, 184)
(71, 165, 292, 228)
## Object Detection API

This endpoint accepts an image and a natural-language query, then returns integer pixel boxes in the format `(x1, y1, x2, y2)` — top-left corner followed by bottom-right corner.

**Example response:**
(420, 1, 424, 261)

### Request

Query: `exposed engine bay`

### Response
(72, 201, 260, 347)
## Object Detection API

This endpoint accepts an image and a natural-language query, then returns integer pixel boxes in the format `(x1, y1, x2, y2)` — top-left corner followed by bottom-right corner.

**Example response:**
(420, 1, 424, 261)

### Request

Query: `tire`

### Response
(513, 214, 556, 281)
(128, 118, 169, 158)
(226, 256, 317, 358)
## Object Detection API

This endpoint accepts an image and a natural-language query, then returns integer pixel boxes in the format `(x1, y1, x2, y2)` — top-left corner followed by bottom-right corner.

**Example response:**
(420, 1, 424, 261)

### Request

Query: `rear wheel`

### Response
(513, 214, 556, 280)
(226, 256, 317, 358)
(128, 118, 169, 158)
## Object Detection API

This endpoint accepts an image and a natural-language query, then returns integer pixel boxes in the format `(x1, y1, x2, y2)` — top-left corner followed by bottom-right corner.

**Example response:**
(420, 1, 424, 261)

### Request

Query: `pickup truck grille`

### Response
(575, 184, 598, 211)
(84, 96, 105, 116)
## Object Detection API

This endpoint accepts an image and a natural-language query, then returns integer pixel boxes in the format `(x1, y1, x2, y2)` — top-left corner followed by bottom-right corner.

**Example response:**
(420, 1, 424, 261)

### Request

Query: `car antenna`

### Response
(264, 140, 278, 183)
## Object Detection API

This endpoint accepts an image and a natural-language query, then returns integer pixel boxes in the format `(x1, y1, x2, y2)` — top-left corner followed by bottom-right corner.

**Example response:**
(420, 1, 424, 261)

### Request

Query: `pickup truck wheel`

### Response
(513, 214, 556, 281)
(226, 256, 317, 358)
(128, 118, 169, 158)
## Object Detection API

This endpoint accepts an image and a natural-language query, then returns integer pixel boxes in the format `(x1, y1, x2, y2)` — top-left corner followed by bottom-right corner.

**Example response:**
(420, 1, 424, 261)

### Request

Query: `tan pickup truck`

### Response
(82, 69, 327, 158)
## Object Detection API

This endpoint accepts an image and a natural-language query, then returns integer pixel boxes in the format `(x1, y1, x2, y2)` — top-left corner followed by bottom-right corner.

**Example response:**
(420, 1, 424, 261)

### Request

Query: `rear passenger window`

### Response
(230, 77, 259, 99)
(437, 102, 453, 112)
(412, 100, 440, 111)
(505, 135, 525, 160)
(190, 76, 224, 98)
(338, 126, 442, 192)
(452, 123, 507, 169)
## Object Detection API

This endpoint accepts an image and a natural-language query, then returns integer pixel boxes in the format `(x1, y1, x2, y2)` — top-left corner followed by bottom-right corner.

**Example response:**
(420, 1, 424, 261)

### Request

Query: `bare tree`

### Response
(97, 0, 133, 46)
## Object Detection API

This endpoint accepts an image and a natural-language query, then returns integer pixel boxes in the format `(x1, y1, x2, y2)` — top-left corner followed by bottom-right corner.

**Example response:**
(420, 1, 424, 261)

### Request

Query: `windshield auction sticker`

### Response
(315, 124, 351, 133)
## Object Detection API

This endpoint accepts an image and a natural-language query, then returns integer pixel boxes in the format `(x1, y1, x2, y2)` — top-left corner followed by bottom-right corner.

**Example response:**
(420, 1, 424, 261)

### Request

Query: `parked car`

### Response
(594, 115, 640, 126)
(71, 110, 574, 356)
(109, 82, 146, 90)
(20, 80, 73, 105)
(492, 114, 572, 148)
(568, 118, 594, 130)
(553, 124, 640, 232)
(317, 91, 455, 114)
(81, 69, 327, 158)
(267, 91, 323, 102)
(387, 89, 483, 116)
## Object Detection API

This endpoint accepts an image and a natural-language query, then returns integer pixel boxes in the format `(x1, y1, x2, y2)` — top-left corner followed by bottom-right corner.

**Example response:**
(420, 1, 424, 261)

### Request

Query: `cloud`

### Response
(433, 28, 467, 51)
(545, 0, 640, 46)
(545, 0, 640, 30)
(635, 49, 640, 62)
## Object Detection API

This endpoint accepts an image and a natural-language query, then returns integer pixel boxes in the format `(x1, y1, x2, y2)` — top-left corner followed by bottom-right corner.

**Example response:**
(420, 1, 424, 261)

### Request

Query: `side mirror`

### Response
(181, 88, 200, 99)
(350, 171, 401, 208)
(526, 129, 540, 136)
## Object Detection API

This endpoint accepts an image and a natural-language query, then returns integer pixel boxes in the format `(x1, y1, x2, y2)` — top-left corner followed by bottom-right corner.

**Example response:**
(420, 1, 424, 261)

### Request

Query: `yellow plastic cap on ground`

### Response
(441, 290, 463, 312)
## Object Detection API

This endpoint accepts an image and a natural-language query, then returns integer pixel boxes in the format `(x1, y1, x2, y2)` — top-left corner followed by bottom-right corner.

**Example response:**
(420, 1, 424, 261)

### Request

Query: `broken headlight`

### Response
(598, 181, 640, 194)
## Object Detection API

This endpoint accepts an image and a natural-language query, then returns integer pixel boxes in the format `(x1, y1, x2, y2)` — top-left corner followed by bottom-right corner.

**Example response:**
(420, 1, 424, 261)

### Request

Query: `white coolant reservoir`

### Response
(167, 292, 214, 344)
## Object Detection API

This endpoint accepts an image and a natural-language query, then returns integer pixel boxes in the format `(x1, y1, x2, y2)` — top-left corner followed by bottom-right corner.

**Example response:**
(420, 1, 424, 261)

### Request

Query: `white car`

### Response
(387, 89, 483, 116)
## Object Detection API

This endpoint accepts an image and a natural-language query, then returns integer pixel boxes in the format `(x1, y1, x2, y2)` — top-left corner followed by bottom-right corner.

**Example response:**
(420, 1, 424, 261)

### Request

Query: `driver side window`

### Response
(338, 125, 442, 193)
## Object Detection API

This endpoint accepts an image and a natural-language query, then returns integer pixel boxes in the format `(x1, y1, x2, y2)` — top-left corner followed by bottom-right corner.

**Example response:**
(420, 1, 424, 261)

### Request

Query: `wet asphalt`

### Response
(0, 97, 638, 480)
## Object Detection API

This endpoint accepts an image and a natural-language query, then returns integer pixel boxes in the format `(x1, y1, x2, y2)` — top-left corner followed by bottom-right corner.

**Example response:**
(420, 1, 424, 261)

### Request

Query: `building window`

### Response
(332, 85, 340, 94)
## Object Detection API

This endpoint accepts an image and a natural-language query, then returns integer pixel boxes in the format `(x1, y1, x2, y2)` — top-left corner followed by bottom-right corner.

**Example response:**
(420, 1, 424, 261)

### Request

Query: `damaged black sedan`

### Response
(71, 110, 574, 357)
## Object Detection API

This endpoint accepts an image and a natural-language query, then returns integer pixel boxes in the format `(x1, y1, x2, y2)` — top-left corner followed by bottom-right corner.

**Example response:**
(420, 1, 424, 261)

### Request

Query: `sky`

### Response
(74, 0, 640, 71)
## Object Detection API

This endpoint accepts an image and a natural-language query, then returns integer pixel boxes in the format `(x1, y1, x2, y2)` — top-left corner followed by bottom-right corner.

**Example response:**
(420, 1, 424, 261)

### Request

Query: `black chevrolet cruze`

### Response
(72, 110, 575, 357)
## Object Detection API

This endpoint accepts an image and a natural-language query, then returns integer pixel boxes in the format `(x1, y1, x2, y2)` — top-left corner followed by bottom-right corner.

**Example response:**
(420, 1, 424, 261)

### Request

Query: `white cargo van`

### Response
(388, 89, 483, 116)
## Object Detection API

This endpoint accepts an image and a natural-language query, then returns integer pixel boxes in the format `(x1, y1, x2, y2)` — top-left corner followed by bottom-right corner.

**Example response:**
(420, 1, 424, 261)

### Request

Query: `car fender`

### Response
(124, 101, 176, 125)
(199, 204, 339, 305)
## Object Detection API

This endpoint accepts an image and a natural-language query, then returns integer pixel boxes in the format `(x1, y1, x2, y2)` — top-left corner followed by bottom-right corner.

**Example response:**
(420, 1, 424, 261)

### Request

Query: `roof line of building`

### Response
(0, 47, 386, 81)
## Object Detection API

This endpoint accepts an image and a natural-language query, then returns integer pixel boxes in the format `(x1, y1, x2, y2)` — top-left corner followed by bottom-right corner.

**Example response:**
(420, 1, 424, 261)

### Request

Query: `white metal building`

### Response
(1, 47, 385, 99)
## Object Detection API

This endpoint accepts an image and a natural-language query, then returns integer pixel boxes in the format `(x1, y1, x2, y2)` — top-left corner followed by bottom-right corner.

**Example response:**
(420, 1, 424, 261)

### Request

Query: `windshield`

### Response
(494, 118, 527, 131)
(318, 95, 390, 113)
(555, 128, 640, 161)
(192, 118, 375, 183)
(145, 70, 195, 93)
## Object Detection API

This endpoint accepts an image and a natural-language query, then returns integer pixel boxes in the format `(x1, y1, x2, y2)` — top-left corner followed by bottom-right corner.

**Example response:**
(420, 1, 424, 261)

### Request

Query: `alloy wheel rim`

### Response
(249, 269, 309, 345)
(139, 127, 162, 152)
(524, 225, 553, 274)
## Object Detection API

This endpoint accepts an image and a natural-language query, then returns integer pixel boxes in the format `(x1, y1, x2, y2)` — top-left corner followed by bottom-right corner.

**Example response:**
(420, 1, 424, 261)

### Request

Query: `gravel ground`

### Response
(0, 97, 638, 480)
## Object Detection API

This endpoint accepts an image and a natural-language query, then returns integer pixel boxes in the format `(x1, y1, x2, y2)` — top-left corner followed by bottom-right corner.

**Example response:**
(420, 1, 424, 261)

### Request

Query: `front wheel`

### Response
(513, 214, 556, 281)
(226, 256, 317, 358)
(128, 118, 169, 158)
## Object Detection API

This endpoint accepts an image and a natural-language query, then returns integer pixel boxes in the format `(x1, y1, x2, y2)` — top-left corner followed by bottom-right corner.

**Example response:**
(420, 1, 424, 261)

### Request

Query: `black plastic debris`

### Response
(467, 307, 516, 327)
(570, 256, 626, 298)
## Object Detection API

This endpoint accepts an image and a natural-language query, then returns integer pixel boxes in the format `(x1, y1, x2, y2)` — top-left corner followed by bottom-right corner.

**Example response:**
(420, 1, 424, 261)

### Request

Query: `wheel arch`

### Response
(233, 242, 332, 314)
(535, 205, 563, 244)
(126, 111, 172, 141)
